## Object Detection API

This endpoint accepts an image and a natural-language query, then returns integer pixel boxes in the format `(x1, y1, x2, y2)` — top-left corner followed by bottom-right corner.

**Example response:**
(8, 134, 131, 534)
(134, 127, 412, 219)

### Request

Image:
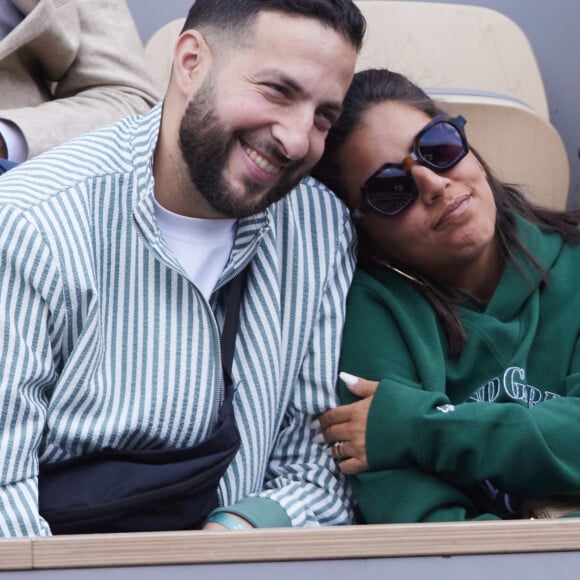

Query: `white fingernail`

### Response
(339, 371, 358, 386)
(311, 418, 321, 431)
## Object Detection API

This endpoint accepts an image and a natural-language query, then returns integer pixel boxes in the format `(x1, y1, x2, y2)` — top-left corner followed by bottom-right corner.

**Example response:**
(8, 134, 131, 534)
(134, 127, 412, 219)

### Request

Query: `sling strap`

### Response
(221, 266, 248, 387)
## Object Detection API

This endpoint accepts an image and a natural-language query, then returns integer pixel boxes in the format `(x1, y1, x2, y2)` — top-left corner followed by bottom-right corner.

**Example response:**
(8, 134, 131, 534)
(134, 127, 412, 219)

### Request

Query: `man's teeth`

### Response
(244, 145, 279, 174)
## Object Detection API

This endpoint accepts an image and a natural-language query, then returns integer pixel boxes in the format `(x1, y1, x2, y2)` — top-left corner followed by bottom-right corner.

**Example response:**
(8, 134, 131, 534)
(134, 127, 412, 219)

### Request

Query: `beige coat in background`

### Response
(0, 0, 161, 158)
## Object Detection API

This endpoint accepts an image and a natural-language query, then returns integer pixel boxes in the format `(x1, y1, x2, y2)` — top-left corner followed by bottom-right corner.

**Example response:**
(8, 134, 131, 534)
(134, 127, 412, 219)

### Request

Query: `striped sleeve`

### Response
(0, 205, 63, 536)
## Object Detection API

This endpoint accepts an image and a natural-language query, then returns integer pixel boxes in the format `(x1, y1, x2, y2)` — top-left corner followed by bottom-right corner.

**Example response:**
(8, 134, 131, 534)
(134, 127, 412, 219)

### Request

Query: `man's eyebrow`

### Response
(258, 70, 344, 112)
(256, 70, 306, 98)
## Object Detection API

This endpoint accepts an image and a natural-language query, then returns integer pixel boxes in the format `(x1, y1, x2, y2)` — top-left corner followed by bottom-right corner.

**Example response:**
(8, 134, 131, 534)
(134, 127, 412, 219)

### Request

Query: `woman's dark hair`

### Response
(182, 0, 366, 52)
(313, 68, 580, 354)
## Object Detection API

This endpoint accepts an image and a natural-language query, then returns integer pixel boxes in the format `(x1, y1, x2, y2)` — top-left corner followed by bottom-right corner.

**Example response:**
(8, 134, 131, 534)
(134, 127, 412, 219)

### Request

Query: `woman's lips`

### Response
(434, 194, 472, 230)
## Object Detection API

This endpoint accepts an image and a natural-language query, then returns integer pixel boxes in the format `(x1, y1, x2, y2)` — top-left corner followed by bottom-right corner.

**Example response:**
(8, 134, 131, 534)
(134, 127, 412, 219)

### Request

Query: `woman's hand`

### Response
(318, 372, 379, 474)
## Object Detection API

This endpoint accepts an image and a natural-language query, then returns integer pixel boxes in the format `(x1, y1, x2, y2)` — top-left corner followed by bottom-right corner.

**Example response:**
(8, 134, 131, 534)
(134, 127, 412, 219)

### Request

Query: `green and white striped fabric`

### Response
(0, 104, 356, 536)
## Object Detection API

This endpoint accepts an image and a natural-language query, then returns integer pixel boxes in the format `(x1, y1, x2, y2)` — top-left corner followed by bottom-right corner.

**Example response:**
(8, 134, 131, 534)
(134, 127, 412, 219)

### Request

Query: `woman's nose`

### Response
(410, 164, 451, 205)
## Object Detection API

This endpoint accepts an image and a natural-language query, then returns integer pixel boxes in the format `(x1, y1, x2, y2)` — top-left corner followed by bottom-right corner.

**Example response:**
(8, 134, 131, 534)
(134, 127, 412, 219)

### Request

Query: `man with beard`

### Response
(0, 0, 365, 536)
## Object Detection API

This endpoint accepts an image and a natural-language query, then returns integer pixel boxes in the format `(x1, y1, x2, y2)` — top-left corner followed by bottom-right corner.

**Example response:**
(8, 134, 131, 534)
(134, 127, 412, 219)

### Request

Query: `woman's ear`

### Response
(171, 29, 213, 97)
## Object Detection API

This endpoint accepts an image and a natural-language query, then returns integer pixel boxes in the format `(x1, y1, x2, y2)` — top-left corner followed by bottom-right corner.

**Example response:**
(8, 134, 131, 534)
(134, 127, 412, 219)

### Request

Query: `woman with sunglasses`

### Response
(313, 68, 580, 523)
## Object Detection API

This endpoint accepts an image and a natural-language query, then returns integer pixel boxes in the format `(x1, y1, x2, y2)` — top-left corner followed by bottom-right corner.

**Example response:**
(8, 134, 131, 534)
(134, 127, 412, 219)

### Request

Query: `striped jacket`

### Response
(0, 104, 356, 536)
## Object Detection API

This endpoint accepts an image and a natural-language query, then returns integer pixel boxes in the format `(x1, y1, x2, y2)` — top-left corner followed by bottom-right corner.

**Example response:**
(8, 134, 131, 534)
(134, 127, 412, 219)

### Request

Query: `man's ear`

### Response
(171, 29, 212, 96)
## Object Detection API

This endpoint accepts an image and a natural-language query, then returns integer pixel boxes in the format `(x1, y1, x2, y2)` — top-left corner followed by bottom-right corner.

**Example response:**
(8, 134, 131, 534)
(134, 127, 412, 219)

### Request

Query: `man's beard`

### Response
(178, 78, 303, 219)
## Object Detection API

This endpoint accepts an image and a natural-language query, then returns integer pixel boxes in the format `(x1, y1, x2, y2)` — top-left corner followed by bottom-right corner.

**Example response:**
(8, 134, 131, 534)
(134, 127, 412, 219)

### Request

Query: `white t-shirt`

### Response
(153, 199, 236, 301)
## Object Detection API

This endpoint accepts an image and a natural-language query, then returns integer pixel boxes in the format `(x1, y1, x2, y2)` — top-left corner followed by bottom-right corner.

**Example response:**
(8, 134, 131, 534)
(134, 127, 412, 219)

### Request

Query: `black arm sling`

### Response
(38, 269, 247, 534)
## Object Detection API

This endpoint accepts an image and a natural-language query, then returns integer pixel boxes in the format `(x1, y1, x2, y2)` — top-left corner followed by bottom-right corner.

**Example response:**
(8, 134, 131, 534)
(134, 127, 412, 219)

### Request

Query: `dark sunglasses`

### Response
(354, 115, 469, 219)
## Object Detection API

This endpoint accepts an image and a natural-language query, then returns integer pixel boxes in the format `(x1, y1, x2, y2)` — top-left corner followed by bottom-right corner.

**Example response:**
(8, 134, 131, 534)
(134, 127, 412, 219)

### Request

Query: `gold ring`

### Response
(333, 440, 346, 459)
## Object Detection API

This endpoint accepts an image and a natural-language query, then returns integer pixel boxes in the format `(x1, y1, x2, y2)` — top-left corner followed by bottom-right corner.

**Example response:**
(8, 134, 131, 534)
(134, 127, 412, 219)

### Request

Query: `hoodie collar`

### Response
(482, 213, 564, 319)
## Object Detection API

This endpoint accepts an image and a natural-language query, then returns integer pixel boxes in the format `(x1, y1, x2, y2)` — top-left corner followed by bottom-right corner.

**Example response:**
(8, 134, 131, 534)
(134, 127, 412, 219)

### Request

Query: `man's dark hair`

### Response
(182, 0, 366, 52)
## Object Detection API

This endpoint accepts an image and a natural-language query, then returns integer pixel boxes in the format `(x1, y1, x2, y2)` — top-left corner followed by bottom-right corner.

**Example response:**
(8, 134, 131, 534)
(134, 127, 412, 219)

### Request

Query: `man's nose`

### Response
(271, 106, 314, 161)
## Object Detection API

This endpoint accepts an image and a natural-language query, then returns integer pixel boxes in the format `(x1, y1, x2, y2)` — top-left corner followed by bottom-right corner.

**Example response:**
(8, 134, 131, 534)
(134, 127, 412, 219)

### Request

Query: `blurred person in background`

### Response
(0, 0, 159, 164)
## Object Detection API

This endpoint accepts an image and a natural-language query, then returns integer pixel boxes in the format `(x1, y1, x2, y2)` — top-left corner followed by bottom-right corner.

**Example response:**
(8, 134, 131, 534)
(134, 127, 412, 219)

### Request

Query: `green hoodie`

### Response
(340, 215, 580, 523)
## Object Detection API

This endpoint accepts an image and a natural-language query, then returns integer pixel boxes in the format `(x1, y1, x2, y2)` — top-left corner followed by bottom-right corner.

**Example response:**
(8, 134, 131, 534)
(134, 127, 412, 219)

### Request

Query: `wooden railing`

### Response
(2, 519, 580, 574)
